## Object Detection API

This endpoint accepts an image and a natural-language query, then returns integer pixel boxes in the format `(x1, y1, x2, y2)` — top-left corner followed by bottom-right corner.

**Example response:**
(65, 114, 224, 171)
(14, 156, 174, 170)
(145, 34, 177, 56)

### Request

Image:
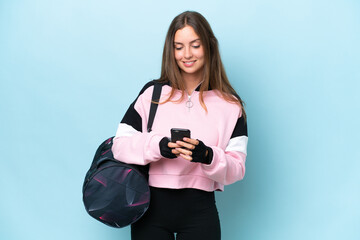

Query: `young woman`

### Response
(112, 11, 248, 240)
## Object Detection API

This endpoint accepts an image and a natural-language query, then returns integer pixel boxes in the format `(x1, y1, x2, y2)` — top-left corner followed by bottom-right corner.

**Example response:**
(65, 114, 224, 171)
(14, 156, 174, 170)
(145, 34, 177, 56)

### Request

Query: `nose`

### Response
(184, 46, 192, 59)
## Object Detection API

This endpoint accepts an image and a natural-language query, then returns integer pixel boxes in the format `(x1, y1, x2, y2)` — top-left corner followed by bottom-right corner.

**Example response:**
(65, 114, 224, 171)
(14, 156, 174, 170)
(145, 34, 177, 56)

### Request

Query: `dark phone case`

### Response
(171, 128, 191, 142)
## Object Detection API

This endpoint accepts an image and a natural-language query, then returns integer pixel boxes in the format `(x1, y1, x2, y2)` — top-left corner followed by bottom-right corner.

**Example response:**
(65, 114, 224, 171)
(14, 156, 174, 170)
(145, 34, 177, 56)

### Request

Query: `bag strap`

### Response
(147, 81, 162, 133)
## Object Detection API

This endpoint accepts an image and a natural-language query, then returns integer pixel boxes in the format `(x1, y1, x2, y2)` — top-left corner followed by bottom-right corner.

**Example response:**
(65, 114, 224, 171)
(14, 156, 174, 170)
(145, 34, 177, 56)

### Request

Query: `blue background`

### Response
(1, 0, 359, 239)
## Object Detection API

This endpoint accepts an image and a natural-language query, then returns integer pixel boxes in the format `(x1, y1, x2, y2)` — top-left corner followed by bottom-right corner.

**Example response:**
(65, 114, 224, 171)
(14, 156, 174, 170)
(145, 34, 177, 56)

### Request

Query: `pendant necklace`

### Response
(185, 81, 203, 112)
(186, 94, 193, 112)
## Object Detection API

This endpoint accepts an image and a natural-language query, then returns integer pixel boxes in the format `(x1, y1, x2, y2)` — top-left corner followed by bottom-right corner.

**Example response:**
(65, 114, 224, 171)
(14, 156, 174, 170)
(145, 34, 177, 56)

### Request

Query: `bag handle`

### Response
(92, 82, 162, 167)
(147, 81, 162, 133)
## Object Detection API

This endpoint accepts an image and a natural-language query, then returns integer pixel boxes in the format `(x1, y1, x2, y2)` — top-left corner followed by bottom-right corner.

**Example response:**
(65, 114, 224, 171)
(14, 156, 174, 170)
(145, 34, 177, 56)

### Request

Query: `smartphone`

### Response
(171, 128, 191, 142)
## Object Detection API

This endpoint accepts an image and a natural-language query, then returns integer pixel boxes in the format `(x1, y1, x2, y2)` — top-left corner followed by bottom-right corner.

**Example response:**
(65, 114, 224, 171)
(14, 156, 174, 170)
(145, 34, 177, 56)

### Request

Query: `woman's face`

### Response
(174, 25, 205, 77)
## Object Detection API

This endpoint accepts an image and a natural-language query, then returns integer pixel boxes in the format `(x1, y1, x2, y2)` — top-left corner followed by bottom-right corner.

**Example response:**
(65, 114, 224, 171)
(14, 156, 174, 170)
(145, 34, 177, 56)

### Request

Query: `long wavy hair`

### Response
(159, 11, 246, 118)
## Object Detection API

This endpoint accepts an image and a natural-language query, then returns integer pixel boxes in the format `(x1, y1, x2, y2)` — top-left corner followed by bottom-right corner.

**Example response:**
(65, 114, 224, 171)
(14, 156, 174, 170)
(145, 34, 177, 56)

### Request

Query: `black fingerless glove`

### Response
(191, 140, 213, 165)
(159, 137, 177, 159)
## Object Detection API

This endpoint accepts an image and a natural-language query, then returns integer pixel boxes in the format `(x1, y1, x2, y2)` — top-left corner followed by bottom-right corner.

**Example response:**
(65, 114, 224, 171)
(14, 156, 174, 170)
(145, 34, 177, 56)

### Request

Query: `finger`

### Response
(176, 141, 196, 150)
(175, 147, 192, 156)
(171, 149, 180, 155)
(183, 137, 199, 146)
(180, 153, 192, 161)
(168, 142, 181, 148)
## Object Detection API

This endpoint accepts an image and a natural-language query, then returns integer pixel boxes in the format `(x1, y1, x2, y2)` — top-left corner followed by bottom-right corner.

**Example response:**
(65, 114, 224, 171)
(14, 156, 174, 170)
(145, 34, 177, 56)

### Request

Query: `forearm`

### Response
(201, 146, 246, 185)
(112, 124, 164, 165)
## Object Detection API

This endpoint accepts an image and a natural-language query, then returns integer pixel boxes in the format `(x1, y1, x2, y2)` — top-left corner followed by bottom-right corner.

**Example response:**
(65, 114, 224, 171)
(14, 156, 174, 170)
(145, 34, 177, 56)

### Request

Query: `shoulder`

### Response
(211, 90, 244, 118)
(137, 80, 156, 96)
(137, 80, 169, 97)
(205, 90, 241, 109)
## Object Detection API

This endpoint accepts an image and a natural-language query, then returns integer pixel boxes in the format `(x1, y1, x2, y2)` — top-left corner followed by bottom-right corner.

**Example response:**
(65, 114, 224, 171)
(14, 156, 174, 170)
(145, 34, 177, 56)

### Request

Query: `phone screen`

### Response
(171, 128, 191, 142)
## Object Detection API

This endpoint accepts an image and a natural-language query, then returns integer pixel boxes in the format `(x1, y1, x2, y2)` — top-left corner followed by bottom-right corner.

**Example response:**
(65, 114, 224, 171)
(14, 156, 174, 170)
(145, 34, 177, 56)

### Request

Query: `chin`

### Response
(181, 67, 201, 74)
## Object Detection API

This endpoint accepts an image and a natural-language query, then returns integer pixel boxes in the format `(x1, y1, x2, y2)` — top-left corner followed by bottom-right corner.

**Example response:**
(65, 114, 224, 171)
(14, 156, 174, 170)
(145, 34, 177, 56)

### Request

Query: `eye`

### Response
(192, 45, 200, 49)
(174, 44, 183, 50)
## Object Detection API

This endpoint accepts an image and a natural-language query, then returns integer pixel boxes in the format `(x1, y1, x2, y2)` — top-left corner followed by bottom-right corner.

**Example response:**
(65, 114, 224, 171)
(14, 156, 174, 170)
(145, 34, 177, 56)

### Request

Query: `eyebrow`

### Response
(174, 39, 201, 45)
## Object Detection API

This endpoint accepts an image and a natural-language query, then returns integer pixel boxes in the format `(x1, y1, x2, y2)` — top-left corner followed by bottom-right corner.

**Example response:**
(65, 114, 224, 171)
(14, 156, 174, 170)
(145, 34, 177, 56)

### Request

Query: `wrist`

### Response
(190, 140, 213, 165)
(159, 137, 177, 159)
(204, 146, 213, 165)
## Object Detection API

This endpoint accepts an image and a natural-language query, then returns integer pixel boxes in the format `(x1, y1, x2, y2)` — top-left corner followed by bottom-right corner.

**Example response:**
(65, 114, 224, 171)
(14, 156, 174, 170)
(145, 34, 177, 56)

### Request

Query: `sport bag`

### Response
(82, 81, 162, 228)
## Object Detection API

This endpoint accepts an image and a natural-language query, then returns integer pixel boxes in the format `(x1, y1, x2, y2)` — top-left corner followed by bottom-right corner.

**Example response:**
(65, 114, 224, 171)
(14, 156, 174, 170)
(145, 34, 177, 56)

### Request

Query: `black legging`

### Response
(131, 187, 221, 240)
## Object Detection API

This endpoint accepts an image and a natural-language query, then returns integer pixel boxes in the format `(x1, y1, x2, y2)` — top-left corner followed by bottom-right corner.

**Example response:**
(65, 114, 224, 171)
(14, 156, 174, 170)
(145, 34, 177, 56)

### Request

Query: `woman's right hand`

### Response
(159, 137, 178, 159)
(168, 141, 181, 156)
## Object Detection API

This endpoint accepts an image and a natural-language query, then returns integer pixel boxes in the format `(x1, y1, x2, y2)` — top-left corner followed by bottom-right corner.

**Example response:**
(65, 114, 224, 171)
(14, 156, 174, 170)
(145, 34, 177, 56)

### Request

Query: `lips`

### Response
(183, 60, 196, 67)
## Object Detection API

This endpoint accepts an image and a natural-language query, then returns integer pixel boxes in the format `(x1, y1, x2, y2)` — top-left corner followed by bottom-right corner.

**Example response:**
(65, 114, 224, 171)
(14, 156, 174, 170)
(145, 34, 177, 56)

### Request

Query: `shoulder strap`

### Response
(147, 81, 162, 133)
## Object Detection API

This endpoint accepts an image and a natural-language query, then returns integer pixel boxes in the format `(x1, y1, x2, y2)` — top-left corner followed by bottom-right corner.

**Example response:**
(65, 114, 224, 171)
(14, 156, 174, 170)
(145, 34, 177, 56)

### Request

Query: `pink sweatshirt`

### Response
(112, 81, 248, 192)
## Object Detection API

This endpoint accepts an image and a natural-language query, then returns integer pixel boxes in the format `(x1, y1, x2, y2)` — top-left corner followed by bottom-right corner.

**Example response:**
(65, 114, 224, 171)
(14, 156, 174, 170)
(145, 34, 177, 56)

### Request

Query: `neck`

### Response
(181, 71, 204, 95)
